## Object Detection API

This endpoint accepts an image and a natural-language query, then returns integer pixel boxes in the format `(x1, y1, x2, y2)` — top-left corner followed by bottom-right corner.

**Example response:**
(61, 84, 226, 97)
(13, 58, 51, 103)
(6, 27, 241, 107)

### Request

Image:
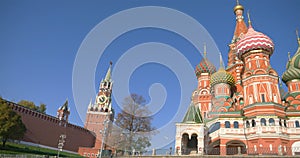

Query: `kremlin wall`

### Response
(5, 100, 96, 152)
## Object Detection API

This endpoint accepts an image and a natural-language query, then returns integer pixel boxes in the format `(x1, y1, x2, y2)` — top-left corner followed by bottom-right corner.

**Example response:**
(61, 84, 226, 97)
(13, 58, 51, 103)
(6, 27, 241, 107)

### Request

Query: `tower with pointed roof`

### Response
(82, 62, 114, 155)
(193, 44, 216, 119)
(57, 99, 70, 126)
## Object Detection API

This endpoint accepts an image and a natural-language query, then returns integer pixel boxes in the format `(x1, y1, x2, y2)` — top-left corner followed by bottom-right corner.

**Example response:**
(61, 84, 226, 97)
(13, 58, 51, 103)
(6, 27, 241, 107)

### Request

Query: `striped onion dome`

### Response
(282, 39, 300, 83)
(195, 58, 216, 77)
(236, 25, 274, 59)
(210, 68, 235, 87)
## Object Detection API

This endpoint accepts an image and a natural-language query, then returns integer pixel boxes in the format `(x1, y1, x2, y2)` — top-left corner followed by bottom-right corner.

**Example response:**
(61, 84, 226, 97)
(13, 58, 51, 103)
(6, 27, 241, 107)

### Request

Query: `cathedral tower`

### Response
(193, 44, 216, 119)
(236, 15, 284, 117)
(282, 31, 300, 111)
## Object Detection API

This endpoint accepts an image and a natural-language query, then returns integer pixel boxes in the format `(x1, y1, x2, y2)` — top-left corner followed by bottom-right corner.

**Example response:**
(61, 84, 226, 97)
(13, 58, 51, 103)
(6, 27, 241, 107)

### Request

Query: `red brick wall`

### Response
(7, 101, 96, 152)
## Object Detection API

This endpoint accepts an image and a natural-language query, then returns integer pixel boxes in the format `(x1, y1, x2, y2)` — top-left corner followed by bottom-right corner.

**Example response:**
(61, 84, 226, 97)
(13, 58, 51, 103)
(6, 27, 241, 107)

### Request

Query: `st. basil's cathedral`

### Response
(175, 1, 300, 156)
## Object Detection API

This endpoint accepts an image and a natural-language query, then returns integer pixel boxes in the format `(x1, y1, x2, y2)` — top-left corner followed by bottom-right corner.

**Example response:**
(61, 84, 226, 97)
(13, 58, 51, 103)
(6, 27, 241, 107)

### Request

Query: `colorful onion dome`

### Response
(195, 58, 216, 77)
(195, 44, 216, 77)
(236, 25, 274, 59)
(210, 54, 235, 87)
(282, 38, 300, 83)
(210, 69, 235, 87)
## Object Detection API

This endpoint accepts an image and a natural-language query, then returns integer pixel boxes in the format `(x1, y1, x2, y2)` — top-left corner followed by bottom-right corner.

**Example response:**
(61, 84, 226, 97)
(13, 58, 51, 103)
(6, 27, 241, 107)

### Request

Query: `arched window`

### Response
(234, 121, 239, 128)
(279, 119, 282, 126)
(208, 122, 220, 134)
(284, 120, 287, 127)
(255, 56, 260, 68)
(295, 121, 300, 128)
(225, 121, 230, 128)
(246, 121, 250, 128)
(252, 120, 256, 127)
(249, 95, 253, 104)
(269, 118, 275, 126)
(261, 118, 266, 126)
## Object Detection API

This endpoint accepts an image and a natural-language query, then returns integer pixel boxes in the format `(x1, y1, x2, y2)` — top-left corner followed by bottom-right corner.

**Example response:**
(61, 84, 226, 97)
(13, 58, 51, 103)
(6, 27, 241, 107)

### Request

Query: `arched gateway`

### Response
(175, 103, 204, 155)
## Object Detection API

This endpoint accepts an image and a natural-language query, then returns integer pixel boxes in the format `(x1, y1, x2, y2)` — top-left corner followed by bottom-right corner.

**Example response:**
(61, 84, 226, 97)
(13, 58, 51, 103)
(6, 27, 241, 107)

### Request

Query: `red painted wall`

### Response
(7, 101, 96, 152)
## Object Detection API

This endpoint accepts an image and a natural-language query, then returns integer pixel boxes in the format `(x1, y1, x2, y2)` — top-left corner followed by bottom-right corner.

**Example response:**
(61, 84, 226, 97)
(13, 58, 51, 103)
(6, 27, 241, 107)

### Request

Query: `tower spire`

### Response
(288, 52, 291, 61)
(296, 28, 300, 45)
(247, 10, 252, 27)
(203, 43, 207, 58)
(104, 61, 112, 81)
(232, 0, 247, 43)
(219, 52, 224, 70)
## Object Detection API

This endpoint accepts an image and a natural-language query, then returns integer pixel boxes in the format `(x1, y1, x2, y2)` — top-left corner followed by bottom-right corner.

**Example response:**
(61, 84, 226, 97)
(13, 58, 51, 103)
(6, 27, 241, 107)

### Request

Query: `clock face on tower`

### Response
(98, 95, 107, 104)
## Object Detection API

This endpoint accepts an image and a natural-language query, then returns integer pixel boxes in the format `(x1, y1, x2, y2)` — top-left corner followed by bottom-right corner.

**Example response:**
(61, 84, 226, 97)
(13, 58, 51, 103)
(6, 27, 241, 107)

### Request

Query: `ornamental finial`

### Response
(236, 0, 240, 5)
(288, 52, 291, 61)
(219, 52, 224, 70)
(203, 43, 207, 58)
(247, 10, 252, 27)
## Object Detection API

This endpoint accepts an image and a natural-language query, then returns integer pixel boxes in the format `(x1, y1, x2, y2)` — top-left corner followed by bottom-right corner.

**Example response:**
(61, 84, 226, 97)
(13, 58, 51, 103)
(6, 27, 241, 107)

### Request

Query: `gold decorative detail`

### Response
(247, 10, 252, 26)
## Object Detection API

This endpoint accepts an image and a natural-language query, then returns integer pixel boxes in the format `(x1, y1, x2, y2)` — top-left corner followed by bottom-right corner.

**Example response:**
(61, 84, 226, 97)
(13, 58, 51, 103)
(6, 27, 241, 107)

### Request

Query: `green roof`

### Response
(182, 103, 203, 123)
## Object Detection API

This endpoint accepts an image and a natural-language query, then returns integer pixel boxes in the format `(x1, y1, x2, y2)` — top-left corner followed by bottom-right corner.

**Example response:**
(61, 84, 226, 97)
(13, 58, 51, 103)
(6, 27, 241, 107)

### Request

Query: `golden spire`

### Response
(203, 43, 207, 58)
(247, 10, 252, 26)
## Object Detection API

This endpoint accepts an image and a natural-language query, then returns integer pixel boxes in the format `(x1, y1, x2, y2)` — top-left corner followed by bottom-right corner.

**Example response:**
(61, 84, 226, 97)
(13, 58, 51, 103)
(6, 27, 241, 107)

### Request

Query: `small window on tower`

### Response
(249, 96, 253, 104)
(252, 119, 256, 127)
(234, 121, 239, 128)
(273, 94, 278, 103)
(225, 121, 230, 128)
(284, 120, 287, 127)
(246, 121, 250, 128)
(269, 118, 275, 126)
(261, 118, 266, 126)
(261, 94, 265, 102)
(295, 121, 300, 128)
(247, 58, 252, 69)
(256, 59, 260, 68)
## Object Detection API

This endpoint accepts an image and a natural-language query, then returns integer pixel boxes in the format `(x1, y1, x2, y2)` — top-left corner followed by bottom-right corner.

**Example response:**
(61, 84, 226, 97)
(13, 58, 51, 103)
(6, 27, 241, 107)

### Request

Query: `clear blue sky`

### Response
(1, 0, 299, 149)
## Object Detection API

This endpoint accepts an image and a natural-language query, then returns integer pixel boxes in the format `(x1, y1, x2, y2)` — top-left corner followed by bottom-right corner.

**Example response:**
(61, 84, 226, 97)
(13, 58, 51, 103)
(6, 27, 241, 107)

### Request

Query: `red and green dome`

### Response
(210, 68, 235, 87)
(195, 58, 216, 77)
(236, 25, 274, 59)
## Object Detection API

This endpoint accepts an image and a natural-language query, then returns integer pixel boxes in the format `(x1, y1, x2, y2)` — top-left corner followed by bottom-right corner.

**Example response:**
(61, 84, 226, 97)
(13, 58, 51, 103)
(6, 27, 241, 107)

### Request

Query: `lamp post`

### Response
(99, 118, 110, 158)
(57, 134, 66, 158)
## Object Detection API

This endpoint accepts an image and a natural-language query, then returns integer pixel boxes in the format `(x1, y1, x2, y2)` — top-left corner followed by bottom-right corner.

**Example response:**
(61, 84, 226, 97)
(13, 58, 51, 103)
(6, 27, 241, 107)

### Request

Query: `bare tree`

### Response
(114, 94, 155, 155)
